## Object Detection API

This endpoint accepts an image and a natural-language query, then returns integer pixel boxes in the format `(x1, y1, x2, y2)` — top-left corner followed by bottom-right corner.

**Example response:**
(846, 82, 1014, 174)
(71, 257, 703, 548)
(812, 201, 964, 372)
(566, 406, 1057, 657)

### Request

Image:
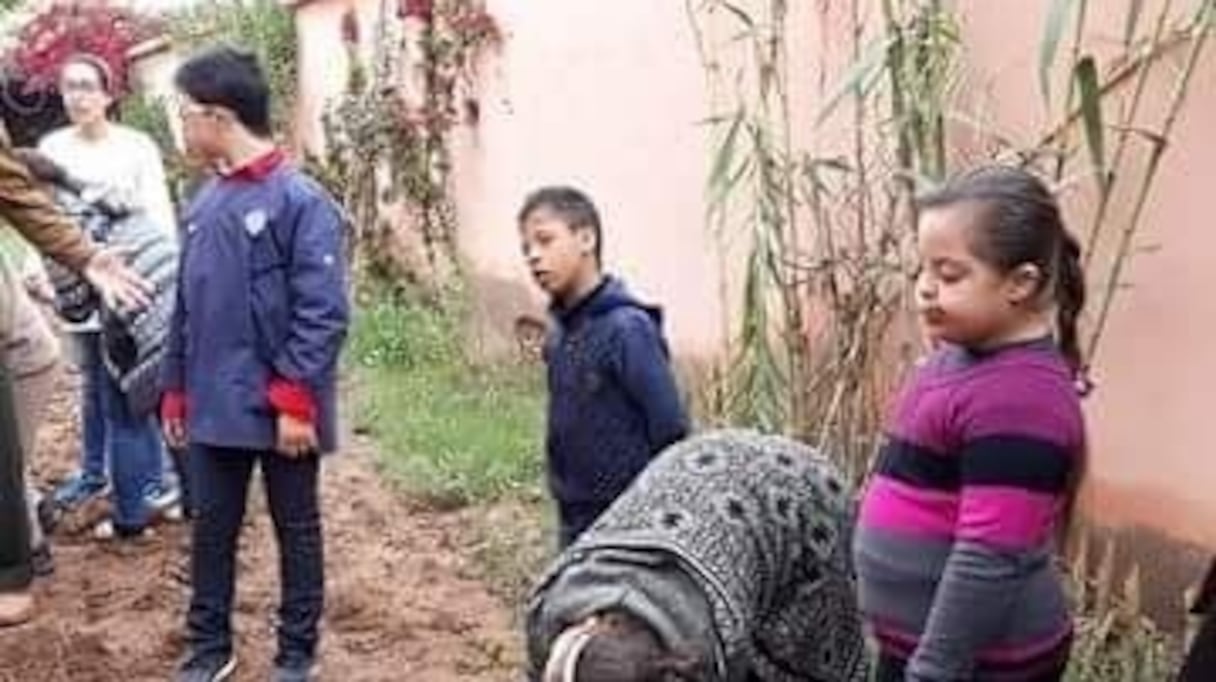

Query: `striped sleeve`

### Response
(956, 378, 1079, 549)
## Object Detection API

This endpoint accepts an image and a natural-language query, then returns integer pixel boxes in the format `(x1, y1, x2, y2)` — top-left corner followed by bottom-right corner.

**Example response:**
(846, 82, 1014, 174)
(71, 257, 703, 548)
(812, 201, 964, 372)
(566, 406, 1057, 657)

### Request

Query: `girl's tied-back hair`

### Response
(543, 611, 705, 682)
(915, 164, 1088, 387)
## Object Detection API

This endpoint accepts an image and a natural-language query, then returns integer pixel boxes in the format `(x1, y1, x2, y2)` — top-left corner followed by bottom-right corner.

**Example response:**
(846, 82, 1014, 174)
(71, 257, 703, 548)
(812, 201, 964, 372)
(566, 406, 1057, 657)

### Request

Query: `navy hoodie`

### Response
(544, 276, 688, 508)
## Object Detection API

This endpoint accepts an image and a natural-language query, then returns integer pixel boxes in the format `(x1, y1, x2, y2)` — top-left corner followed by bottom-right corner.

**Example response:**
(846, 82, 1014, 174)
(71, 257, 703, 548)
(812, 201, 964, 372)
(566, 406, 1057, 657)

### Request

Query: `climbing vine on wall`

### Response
(314, 0, 501, 296)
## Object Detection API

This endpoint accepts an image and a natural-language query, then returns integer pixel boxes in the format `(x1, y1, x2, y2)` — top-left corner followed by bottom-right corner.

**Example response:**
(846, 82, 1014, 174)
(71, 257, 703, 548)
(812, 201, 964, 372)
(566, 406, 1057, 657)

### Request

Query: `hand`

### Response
(276, 413, 318, 458)
(23, 272, 54, 305)
(163, 417, 187, 450)
(82, 247, 152, 312)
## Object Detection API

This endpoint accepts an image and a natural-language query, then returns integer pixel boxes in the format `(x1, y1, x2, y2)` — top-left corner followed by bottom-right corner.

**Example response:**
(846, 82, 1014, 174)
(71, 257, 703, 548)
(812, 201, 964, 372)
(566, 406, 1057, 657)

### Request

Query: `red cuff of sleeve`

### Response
(161, 390, 187, 422)
(268, 377, 317, 423)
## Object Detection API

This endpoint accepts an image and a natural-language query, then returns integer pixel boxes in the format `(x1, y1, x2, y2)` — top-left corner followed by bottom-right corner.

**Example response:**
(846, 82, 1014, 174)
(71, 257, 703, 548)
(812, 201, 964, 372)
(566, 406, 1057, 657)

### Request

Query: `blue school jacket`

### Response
(544, 276, 689, 506)
(162, 162, 349, 453)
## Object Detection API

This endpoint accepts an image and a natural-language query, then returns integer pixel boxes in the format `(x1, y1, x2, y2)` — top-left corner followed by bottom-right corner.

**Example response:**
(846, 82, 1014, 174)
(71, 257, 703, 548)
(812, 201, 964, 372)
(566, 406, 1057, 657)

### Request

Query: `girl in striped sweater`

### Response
(854, 166, 1087, 681)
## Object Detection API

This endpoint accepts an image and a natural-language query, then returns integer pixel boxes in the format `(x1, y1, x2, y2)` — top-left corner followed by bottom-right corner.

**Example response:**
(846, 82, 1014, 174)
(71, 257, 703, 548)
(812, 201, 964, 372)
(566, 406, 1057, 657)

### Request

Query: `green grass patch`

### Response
(348, 292, 546, 507)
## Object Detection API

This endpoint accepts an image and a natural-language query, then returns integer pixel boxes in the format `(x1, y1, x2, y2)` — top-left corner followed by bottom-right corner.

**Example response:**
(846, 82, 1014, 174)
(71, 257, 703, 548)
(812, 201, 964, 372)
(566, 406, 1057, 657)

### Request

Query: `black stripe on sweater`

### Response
(961, 435, 1073, 493)
(873, 439, 960, 491)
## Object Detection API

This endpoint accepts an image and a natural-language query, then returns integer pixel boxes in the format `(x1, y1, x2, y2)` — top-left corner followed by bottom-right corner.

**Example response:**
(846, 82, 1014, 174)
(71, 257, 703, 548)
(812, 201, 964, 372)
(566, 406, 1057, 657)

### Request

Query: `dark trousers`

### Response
(186, 445, 324, 665)
(169, 446, 193, 518)
(875, 652, 1068, 682)
(557, 501, 607, 549)
(0, 366, 31, 591)
(1179, 612, 1216, 681)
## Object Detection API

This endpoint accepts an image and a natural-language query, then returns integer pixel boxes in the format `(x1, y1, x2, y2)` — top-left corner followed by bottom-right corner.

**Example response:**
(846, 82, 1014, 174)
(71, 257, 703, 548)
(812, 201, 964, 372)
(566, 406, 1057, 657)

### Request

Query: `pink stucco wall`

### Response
(445, 0, 727, 360)
(958, 1, 1216, 556)
(292, 1, 1216, 588)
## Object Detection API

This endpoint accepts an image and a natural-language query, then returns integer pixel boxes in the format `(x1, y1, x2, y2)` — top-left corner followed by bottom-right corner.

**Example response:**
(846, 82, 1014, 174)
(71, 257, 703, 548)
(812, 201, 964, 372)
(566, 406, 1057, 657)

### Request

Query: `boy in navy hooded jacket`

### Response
(518, 187, 688, 548)
(160, 47, 348, 682)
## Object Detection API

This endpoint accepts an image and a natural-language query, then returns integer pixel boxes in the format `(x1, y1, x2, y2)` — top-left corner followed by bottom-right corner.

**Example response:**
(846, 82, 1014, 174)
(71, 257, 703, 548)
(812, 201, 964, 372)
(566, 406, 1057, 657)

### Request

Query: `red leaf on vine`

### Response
(399, 0, 433, 21)
(341, 10, 360, 45)
(3, 4, 163, 95)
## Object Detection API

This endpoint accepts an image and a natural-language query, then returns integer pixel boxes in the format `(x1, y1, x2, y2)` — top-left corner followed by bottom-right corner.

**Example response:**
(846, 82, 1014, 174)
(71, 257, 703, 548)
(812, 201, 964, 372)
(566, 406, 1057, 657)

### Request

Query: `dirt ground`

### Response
(0, 374, 526, 682)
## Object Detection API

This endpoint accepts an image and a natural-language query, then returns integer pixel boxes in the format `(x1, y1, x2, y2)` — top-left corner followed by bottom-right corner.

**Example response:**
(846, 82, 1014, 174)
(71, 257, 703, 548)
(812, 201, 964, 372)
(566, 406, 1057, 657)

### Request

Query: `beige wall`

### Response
(293, 0, 1216, 584)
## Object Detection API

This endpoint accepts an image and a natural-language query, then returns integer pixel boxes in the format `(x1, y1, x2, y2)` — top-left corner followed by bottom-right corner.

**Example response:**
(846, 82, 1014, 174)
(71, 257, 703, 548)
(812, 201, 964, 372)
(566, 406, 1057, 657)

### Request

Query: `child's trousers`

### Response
(185, 445, 324, 667)
(0, 366, 31, 592)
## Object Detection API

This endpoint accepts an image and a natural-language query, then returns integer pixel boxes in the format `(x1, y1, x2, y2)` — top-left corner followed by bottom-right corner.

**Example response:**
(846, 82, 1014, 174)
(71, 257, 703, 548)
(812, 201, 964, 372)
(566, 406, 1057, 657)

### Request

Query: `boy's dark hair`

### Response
(519, 186, 603, 263)
(174, 45, 272, 137)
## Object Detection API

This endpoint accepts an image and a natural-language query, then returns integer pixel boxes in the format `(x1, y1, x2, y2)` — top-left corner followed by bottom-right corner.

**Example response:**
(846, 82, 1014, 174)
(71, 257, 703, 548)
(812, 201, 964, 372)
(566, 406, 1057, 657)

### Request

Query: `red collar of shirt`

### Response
(222, 147, 286, 181)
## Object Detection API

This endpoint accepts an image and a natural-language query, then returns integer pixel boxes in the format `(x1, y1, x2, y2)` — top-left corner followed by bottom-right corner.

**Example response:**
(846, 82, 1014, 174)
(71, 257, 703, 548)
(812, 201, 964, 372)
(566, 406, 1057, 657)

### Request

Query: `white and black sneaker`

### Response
(175, 651, 237, 682)
(145, 484, 184, 523)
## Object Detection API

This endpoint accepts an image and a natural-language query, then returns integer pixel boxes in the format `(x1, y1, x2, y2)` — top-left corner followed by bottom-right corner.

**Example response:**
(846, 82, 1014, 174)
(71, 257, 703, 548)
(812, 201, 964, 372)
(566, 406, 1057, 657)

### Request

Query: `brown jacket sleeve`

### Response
(0, 124, 95, 270)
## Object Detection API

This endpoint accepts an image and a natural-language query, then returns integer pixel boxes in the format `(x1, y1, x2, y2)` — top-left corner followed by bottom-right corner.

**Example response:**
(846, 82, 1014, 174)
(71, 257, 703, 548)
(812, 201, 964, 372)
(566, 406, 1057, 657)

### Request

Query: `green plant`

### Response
(1064, 532, 1180, 680)
(348, 288, 544, 507)
(689, 0, 960, 482)
(313, 0, 500, 296)
(689, 0, 1209, 673)
(1031, 0, 1214, 371)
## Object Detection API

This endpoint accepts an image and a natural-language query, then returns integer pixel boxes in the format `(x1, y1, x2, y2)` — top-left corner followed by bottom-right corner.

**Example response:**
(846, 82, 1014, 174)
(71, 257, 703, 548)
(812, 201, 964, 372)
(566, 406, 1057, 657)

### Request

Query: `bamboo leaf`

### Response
(719, 1, 756, 30)
(1123, 0, 1145, 48)
(1040, 0, 1077, 105)
(815, 34, 895, 126)
(1074, 55, 1107, 185)
(708, 108, 745, 198)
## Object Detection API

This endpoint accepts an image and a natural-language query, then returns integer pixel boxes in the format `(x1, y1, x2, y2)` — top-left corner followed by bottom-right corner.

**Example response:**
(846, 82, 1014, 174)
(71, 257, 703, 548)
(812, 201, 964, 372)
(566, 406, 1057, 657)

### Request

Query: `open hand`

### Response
(82, 247, 152, 312)
(276, 413, 318, 458)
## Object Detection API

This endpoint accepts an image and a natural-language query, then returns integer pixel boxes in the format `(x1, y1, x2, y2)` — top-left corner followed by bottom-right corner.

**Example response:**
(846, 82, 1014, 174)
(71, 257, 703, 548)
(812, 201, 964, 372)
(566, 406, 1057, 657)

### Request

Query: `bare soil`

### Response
(0, 374, 525, 681)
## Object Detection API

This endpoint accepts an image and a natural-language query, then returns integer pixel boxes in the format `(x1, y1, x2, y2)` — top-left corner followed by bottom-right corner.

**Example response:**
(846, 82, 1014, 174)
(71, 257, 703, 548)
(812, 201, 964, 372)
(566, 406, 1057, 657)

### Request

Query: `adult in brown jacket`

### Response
(0, 122, 149, 628)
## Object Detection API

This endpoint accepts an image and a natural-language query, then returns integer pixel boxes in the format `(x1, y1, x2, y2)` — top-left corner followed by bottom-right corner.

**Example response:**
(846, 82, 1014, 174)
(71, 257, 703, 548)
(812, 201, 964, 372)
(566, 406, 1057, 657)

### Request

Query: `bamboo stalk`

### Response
(1083, 0, 1177, 269)
(1086, 7, 1212, 363)
(1053, 0, 1090, 182)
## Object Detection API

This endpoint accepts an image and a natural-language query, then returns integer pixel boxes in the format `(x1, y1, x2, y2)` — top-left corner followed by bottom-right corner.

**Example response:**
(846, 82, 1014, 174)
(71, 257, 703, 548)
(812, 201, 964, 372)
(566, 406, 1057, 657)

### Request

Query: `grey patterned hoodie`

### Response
(527, 429, 871, 682)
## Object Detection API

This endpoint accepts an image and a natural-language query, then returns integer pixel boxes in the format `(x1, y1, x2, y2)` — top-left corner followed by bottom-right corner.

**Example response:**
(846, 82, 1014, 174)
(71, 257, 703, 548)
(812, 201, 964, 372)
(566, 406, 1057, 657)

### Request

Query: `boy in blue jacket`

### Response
(518, 187, 688, 548)
(160, 47, 348, 682)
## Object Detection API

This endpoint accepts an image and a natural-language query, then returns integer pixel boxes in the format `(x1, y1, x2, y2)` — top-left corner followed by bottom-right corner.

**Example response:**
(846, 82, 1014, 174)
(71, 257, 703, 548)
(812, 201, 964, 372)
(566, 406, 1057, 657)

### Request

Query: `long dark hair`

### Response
(916, 165, 1088, 545)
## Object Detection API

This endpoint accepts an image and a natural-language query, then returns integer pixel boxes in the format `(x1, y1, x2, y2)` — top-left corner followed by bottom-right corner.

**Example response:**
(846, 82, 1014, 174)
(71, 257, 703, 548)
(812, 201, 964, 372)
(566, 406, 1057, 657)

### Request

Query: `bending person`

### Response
(526, 429, 869, 682)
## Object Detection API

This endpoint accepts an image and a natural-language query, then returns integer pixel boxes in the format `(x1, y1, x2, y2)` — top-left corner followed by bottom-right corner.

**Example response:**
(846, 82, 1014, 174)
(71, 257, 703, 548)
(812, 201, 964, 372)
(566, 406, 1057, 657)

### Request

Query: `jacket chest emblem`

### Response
(244, 209, 268, 237)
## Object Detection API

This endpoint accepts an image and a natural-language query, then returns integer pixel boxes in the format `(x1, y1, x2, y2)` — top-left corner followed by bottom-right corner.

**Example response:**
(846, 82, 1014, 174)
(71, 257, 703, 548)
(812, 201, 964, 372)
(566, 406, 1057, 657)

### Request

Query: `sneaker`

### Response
(30, 544, 54, 578)
(52, 471, 109, 509)
(0, 591, 34, 628)
(92, 519, 153, 542)
(142, 481, 179, 513)
(145, 483, 184, 523)
(272, 659, 318, 682)
(175, 651, 237, 682)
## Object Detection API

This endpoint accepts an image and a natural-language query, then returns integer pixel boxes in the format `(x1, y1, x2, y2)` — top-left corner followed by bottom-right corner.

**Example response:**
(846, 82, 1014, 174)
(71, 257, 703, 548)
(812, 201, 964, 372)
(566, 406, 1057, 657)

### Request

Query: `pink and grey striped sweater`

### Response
(854, 339, 1084, 681)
